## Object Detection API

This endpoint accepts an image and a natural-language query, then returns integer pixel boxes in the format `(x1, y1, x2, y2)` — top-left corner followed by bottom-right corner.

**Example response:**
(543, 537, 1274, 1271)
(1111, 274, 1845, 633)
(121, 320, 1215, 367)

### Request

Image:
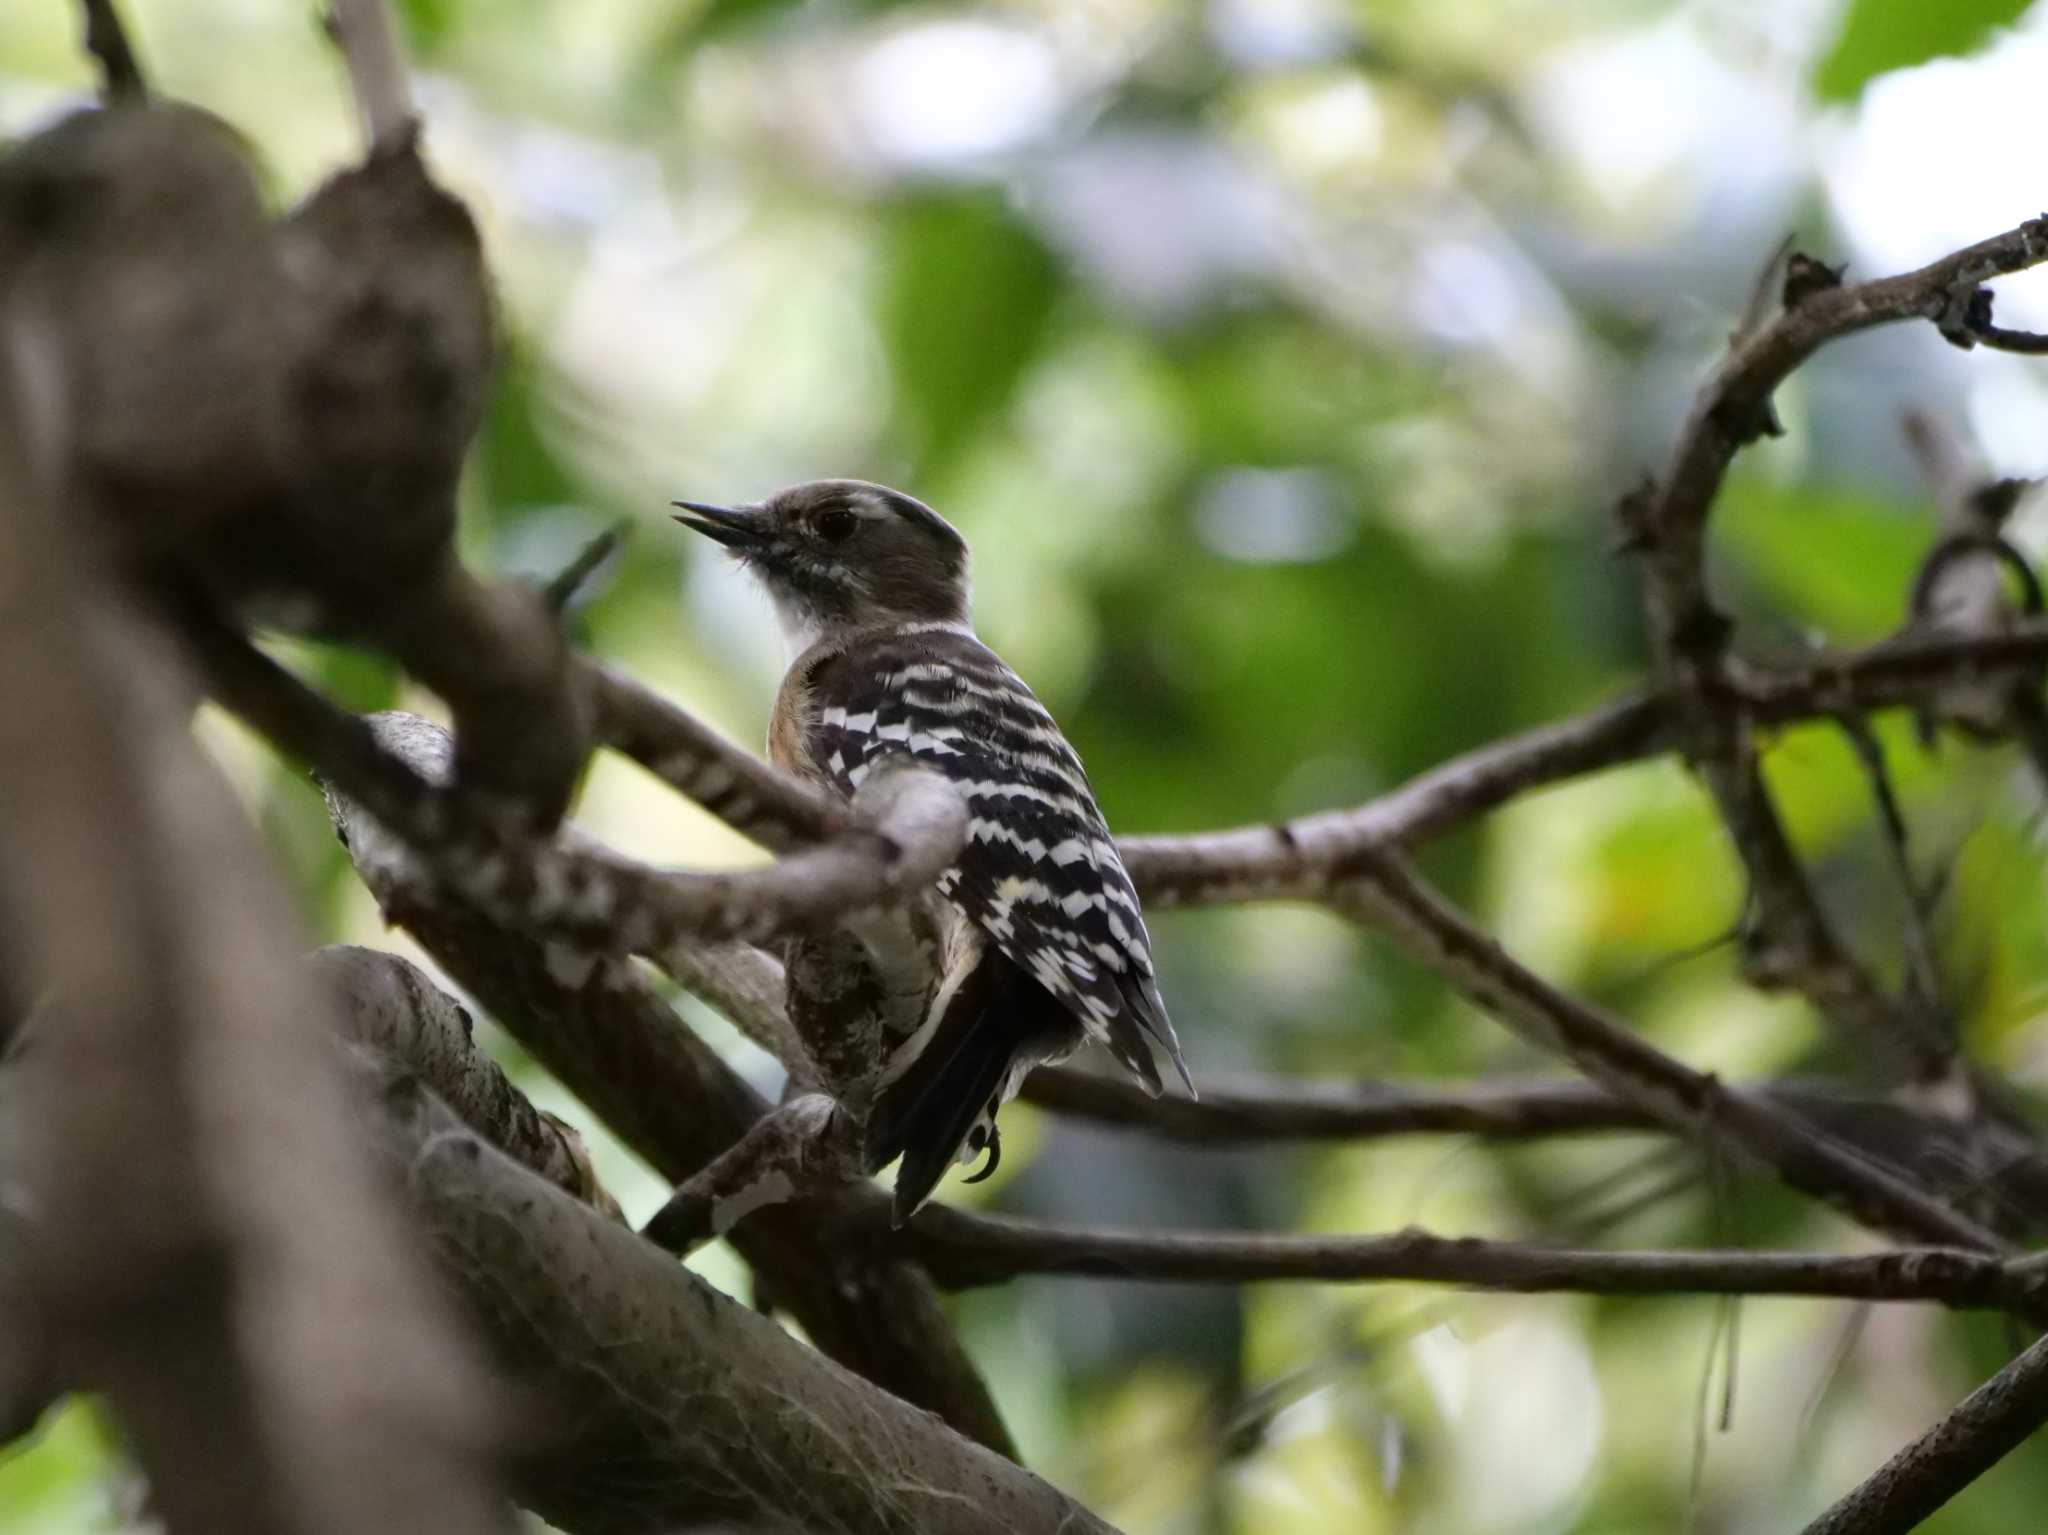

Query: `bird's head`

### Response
(673, 479, 971, 651)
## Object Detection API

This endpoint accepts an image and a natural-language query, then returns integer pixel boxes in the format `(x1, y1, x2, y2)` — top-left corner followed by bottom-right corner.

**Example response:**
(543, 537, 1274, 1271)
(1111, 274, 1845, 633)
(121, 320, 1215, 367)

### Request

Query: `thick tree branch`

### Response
(315, 944, 619, 1214)
(321, 738, 1017, 1456)
(0, 93, 592, 827)
(0, 438, 505, 1532)
(368, 1077, 1113, 1535)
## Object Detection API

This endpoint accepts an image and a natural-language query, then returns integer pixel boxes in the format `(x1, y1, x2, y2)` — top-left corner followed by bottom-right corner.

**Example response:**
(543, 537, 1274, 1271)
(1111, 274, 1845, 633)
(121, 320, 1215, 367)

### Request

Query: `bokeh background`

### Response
(8, 0, 2048, 1530)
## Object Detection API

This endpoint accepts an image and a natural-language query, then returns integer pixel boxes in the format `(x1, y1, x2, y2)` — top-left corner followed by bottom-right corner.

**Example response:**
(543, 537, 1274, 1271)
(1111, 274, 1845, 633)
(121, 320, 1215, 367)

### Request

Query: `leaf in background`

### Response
(647, 0, 918, 70)
(392, 0, 455, 53)
(1715, 473, 1928, 642)
(881, 191, 1061, 473)
(1812, 0, 2033, 102)
(475, 345, 581, 526)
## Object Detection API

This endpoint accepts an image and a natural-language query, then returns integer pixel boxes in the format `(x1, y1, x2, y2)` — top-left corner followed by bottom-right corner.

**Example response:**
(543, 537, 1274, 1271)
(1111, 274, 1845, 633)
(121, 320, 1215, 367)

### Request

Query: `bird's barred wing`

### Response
(804, 629, 1189, 1094)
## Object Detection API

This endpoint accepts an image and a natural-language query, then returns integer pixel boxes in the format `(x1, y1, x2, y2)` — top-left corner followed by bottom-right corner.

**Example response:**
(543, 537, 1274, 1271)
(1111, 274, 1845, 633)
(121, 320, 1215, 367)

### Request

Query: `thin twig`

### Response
(1328, 850, 2022, 1263)
(1023, 1066, 1650, 1140)
(1122, 621, 2048, 909)
(541, 521, 629, 615)
(77, 0, 146, 101)
(325, 0, 415, 151)
(1623, 226, 2048, 1086)
(1964, 322, 2048, 355)
(900, 1205, 2048, 1306)
(1020, 1065, 2002, 1155)
(1642, 216, 2048, 655)
(1941, 285, 2048, 355)
(1834, 711, 1951, 1028)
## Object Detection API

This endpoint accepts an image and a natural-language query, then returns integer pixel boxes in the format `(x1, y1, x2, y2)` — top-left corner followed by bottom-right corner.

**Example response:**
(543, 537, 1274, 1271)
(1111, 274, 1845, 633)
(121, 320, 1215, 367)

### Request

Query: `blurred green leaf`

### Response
(392, 0, 455, 52)
(0, 1399, 117, 1531)
(478, 346, 581, 514)
(650, 0, 918, 63)
(1716, 473, 1928, 641)
(1813, 0, 2032, 102)
(881, 193, 1060, 473)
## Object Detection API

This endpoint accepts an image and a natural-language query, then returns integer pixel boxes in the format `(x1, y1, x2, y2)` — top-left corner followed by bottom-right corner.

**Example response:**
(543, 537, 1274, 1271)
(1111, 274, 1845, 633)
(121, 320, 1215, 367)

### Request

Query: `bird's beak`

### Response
(671, 501, 768, 550)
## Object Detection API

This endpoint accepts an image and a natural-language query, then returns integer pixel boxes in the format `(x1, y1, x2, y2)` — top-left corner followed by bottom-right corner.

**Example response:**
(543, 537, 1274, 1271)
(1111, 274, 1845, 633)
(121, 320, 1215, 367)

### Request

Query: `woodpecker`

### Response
(674, 479, 1192, 1221)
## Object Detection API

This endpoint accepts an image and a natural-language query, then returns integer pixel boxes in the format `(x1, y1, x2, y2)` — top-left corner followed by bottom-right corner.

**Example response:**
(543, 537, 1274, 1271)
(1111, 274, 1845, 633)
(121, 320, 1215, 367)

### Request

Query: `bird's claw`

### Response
(961, 1122, 1002, 1184)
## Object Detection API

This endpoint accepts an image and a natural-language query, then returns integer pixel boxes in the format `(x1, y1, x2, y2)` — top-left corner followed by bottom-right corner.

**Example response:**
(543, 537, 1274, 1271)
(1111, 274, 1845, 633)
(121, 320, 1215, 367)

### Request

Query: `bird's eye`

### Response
(814, 507, 860, 543)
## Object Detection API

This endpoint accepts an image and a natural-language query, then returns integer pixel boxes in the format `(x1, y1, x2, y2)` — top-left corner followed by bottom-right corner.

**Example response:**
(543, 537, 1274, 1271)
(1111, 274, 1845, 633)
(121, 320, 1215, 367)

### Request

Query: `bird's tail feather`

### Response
(1117, 970, 1195, 1099)
(866, 950, 1039, 1225)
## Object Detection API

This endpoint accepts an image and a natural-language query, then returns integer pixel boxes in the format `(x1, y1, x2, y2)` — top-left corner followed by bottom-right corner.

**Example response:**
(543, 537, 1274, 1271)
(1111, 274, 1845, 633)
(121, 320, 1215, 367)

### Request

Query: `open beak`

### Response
(671, 501, 767, 550)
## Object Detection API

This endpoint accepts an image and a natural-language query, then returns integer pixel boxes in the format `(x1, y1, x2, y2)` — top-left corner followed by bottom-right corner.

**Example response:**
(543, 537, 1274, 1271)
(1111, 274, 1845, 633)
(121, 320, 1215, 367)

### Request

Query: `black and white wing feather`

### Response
(803, 626, 1189, 1094)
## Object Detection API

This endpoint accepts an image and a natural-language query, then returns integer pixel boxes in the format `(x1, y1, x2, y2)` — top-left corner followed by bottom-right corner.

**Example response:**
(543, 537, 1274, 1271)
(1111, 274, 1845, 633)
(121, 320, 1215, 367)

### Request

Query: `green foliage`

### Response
(881, 192, 1061, 474)
(7, 0, 2048, 1530)
(1716, 472, 1929, 641)
(1813, 0, 2034, 102)
(392, 0, 455, 52)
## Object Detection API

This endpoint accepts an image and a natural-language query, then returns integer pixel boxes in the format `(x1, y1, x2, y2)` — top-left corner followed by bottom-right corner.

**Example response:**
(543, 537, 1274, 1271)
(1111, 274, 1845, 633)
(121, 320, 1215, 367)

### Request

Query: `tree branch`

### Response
(1121, 621, 2048, 909)
(1026, 1062, 2048, 1241)
(325, 0, 414, 151)
(0, 430, 505, 1532)
(1121, 692, 1668, 903)
(1328, 851, 2023, 1263)
(1799, 1327, 2048, 1535)
(1024, 1065, 1651, 1140)
(315, 944, 619, 1214)
(899, 1205, 2048, 1308)
(1620, 227, 2048, 1087)
(367, 1075, 1114, 1535)
(588, 660, 846, 851)
(320, 740, 1017, 1456)
(1642, 217, 2048, 654)
(1026, 1064, 1954, 1146)
(77, 0, 146, 102)
(184, 611, 964, 948)
(558, 615, 2048, 922)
